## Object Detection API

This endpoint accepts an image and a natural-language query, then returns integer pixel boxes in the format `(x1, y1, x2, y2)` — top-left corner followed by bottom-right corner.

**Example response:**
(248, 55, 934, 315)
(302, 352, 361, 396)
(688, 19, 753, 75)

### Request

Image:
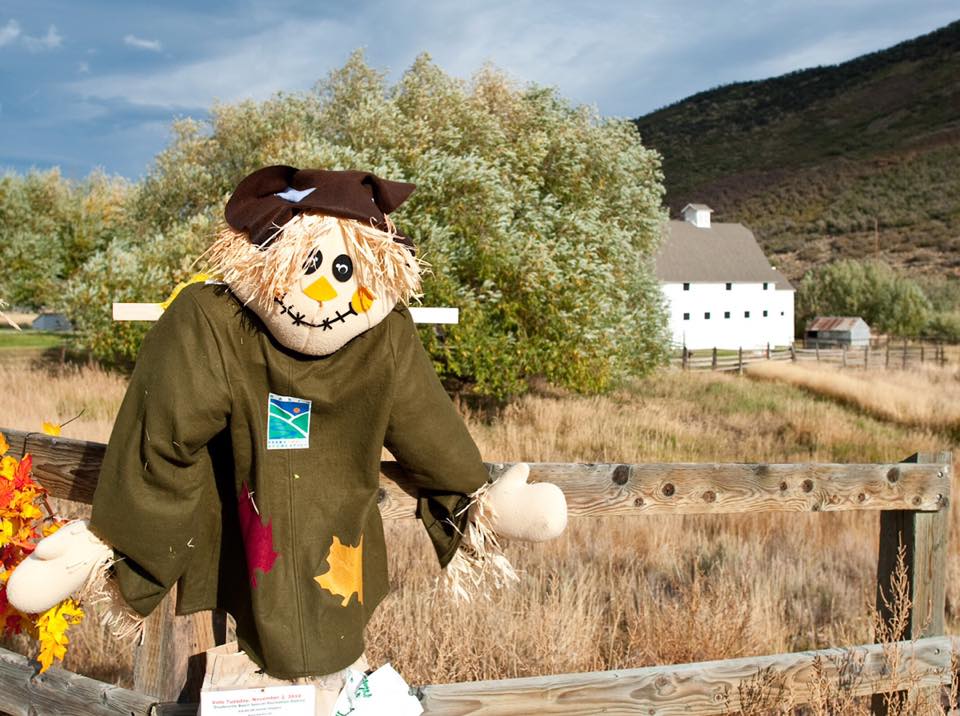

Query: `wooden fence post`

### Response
(842, 345, 847, 368)
(682, 346, 688, 371)
(864, 345, 870, 370)
(816, 343, 820, 362)
(920, 345, 925, 364)
(886, 341, 891, 369)
(872, 451, 951, 715)
(902, 339, 908, 369)
(766, 342, 771, 360)
(737, 347, 743, 375)
(790, 344, 796, 362)
(711, 347, 717, 370)
(132, 592, 220, 703)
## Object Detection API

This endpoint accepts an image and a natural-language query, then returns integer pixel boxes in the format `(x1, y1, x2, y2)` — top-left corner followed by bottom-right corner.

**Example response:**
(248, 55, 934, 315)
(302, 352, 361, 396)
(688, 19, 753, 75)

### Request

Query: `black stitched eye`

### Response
(332, 254, 353, 282)
(303, 250, 322, 275)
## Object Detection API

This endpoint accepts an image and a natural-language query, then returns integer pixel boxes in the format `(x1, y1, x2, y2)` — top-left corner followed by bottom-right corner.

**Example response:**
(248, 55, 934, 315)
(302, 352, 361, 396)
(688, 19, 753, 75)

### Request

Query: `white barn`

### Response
(655, 205, 795, 350)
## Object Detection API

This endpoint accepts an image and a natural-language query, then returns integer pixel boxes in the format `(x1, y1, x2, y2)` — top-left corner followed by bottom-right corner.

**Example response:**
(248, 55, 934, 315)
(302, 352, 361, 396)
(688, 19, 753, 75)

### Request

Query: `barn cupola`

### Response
(681, 203, 712, 229)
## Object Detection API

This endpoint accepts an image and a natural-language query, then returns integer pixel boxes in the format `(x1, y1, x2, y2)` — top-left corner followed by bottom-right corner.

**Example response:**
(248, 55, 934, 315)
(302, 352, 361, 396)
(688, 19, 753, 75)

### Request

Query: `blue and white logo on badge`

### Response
(267, 393, 311, 450)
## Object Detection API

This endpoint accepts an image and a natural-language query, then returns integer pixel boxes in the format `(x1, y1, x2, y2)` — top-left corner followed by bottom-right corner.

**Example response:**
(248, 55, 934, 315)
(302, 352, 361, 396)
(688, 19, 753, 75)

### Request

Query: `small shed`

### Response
(804, 316, 870, 348)
(31, 312, 73, 332)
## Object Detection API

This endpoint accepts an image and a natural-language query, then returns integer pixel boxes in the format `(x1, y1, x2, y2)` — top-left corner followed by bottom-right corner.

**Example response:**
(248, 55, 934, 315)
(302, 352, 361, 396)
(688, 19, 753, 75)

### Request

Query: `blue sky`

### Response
(1, 0, 956, 179)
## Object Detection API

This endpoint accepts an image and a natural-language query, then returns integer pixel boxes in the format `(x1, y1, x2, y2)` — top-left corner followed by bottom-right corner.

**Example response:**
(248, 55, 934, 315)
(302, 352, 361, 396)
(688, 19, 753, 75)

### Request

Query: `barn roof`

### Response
(805, 316, 869, 332)
(655, 221, 794, 290)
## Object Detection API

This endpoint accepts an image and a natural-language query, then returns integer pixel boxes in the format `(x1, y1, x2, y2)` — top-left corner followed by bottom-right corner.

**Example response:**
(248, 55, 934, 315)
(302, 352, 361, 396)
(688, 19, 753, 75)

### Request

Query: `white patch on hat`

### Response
(275, 186, 316, 203)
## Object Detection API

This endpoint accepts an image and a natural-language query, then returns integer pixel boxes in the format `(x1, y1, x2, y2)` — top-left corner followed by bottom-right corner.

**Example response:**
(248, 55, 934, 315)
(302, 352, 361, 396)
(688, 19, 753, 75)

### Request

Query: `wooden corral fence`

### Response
(0, 428, 955, 715)
(674, 340, 950, 373)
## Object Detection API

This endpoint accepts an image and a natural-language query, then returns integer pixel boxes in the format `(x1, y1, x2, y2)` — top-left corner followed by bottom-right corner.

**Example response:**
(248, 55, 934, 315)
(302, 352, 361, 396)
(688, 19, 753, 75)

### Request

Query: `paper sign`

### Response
(200, 684, 315, 715)
(332, 663, 423, 716)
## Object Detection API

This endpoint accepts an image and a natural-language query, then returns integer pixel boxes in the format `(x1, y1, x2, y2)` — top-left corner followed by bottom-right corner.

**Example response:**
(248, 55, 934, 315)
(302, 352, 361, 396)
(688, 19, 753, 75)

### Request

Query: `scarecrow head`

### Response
(205, 165, 423, 355)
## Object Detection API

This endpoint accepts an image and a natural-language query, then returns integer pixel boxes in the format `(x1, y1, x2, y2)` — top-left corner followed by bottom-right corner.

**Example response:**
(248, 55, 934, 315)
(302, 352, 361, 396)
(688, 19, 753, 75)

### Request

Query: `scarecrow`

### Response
(7, 166, 567, 710)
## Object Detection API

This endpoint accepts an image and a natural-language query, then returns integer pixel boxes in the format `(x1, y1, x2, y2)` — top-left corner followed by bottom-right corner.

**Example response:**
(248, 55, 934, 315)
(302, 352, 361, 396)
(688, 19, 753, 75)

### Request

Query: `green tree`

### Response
(63, 52, 668, 396)
(0, 169, 130, 310)
(796, 259, 931, 337)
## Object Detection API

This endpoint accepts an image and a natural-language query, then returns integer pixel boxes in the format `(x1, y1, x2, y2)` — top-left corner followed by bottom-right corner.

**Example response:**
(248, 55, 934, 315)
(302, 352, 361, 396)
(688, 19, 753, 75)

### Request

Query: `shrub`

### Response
(0, 170, 130, 309)
(60, 52, 668, 398)
(795, 259, 931, 337)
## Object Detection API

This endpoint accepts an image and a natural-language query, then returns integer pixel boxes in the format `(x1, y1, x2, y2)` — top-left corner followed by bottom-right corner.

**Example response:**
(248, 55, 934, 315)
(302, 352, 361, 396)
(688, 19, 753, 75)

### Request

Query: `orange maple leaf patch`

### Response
(314, 534, 363, 607)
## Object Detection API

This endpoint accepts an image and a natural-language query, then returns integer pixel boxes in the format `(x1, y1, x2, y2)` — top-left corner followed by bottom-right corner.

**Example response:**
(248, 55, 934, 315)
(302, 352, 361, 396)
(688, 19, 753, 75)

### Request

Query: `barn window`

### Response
(725, 282, 732, 290)
(683, 312, 690, 320)
(704, 312, 711, 320)
(780, 311, 785, 316)
(724, 311, 730, 319)
(763, 310, 768, 317)
(683, 283, 690, 291)
(744, 311, 750, 318)
(763, 282, 769, 290)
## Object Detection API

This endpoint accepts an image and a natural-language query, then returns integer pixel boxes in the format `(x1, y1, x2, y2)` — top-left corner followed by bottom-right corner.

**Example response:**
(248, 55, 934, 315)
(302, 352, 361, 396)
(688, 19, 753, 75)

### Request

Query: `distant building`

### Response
(804, 317, 870, 348)
(31, 313, 73, 332)
(655, 204, 795, 350)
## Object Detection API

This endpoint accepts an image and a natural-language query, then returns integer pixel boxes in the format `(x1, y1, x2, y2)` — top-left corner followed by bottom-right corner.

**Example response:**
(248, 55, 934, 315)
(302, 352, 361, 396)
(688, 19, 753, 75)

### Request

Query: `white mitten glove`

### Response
(473, 463, 567, 542)
(6, 519, 113, 614)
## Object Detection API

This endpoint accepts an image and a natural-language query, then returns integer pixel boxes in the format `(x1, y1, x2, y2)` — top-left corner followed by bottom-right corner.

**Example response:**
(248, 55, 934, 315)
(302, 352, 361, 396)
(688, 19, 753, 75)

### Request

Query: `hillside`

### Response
(635, 20, 960, 282)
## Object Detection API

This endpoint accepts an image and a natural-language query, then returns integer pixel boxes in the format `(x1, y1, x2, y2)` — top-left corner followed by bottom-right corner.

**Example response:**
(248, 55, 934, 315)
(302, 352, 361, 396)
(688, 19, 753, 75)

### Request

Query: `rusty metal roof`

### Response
(805, 316, 869, 332)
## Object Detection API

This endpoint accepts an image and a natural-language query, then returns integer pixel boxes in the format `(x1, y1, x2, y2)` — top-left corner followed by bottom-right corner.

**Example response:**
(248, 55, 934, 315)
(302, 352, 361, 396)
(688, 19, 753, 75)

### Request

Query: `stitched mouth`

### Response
(274, 295, 358, 331)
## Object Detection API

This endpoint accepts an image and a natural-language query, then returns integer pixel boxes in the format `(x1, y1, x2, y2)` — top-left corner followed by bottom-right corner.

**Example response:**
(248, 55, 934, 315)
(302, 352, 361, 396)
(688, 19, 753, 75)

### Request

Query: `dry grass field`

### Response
(0, 356, 957, 712)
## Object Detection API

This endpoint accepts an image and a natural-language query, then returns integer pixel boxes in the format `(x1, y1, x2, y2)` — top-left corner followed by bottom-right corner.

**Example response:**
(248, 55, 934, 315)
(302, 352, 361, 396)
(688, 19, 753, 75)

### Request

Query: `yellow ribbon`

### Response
(160, 273, 217, 310)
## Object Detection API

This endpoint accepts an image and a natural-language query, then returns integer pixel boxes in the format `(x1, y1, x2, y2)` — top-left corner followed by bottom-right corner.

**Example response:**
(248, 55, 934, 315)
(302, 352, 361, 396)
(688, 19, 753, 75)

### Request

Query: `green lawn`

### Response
(0, 330, 70, 350)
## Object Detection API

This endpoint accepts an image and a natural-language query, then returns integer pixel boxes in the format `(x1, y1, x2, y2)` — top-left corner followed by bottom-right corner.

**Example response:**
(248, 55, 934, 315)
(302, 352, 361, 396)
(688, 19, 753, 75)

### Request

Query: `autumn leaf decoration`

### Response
(237, 482, 278, 588)
(315, 534, 364, 607)
(0, 427, 83, 673)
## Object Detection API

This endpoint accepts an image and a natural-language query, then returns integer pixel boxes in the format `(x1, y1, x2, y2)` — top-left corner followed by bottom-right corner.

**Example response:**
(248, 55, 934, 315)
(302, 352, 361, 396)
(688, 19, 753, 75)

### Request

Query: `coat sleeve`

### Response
(384, 309, 490, 567)
(89, 288, 231, 616)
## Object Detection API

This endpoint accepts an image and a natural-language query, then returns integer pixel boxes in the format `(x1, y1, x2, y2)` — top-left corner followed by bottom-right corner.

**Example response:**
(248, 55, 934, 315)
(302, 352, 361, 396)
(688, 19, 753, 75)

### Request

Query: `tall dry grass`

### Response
(746, 361, 960, 436)
(0, 359, 957, 710)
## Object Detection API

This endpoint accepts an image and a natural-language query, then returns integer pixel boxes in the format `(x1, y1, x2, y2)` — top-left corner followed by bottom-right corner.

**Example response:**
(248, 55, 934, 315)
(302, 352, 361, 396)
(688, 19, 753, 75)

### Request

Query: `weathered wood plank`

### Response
(4, 429, 950, 517)
(383, 460, 951, 518)
(4, 429, 107, 504)
(132, 587, 218, 703)
(418, 636, 954, 716)
(0, 644, 156, 716)
(873, 451, 952, 715)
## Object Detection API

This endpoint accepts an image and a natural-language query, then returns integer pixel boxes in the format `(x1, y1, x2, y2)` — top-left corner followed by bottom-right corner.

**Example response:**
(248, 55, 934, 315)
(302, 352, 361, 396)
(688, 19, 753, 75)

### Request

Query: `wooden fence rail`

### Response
(0, 429, 954, 715)
(674, 340, 950, 373)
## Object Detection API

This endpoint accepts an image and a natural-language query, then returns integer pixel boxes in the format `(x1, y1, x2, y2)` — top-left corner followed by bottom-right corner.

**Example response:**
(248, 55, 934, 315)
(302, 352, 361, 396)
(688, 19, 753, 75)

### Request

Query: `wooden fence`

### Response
(673, 341, 951, 373)
(0, 428, 954, 715)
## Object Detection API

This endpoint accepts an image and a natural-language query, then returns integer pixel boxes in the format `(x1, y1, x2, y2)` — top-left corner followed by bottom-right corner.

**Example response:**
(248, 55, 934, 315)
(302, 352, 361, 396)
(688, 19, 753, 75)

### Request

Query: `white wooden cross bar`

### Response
(112, 303, 459, 324)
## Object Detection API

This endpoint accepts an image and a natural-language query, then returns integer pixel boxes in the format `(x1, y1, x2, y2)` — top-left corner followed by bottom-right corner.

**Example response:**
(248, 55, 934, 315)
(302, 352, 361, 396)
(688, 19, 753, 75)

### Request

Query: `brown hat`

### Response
(225, 165, 416, 247)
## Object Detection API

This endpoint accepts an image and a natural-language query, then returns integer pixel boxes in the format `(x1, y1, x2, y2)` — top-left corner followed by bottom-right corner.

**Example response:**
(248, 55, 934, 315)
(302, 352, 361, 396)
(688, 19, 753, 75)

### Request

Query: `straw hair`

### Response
(199, 213, 424, 310)
(79, 558, 145, 642)
(440, 482, 519, 602)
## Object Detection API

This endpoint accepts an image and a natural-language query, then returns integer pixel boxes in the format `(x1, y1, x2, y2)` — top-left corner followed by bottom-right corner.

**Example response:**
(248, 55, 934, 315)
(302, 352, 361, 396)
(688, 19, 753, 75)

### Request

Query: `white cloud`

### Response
(71, 18, 350, 110)
(123, 34, 162, 52)
(22, 25, 62, 52)
(78, 61, 90, 74)
(0, 19, 20, 47)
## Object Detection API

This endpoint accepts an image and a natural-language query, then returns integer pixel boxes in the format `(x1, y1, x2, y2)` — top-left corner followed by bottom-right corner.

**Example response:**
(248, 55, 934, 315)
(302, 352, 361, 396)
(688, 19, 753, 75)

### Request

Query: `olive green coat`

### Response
(90, 284, 488, 678)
